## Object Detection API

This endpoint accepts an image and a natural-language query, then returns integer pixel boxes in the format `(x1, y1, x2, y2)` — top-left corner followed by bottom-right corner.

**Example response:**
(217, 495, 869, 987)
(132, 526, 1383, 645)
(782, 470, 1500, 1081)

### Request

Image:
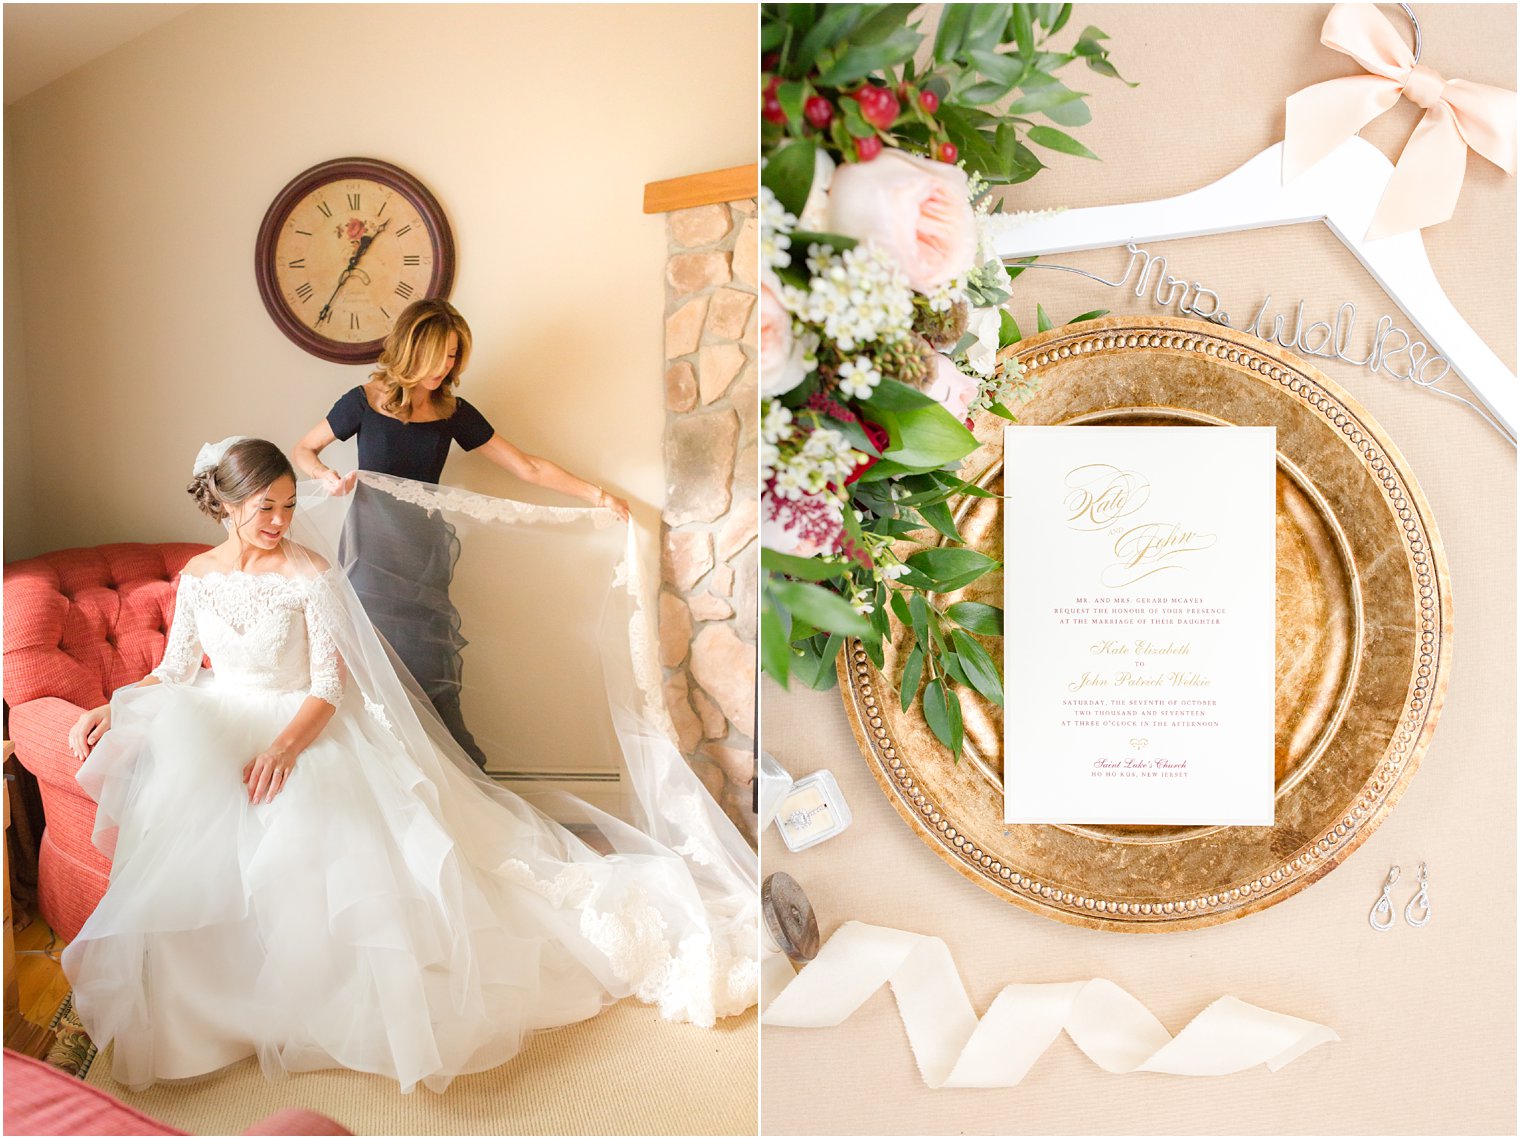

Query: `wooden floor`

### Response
(12, 909, 70, 1028)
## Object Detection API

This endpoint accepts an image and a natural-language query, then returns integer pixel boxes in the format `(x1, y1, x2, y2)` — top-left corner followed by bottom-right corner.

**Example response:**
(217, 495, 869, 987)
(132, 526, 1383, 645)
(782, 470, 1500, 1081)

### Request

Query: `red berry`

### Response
(919, 89, 940, 114)
(762, 53, 780, 71)
(938, 141, 958, 163)
(804, 96, 834, 129)
(764, 74, 781, 95)
(762, 95, 786, 125)
(856, 135, 883, 161)
(852, 85, 900, 130)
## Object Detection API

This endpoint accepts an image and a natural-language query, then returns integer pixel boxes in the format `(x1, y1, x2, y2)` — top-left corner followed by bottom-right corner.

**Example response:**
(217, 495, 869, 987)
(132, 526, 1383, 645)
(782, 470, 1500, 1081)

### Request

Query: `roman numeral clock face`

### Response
(255, 159, 455, 364)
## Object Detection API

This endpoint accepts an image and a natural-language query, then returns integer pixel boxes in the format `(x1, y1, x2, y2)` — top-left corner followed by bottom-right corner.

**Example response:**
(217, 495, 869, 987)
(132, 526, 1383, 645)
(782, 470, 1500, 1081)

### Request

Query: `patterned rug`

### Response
(43, 992, 97, 1079)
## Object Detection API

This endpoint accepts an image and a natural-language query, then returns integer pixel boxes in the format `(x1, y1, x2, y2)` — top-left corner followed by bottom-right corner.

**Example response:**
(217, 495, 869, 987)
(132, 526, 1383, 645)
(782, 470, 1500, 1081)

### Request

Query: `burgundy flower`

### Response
(845, 419, 891, 484)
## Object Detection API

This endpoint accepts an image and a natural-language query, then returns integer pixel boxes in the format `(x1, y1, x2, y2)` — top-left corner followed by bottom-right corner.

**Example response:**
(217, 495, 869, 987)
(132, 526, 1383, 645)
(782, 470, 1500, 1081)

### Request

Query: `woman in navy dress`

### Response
(293, 298, 629, 767)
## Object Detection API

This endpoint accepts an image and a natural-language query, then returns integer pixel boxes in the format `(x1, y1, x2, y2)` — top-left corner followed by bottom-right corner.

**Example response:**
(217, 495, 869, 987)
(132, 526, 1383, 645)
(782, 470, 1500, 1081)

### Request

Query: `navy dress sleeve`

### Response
(450, 399, 496, 451)
(326, 387, 368, 442)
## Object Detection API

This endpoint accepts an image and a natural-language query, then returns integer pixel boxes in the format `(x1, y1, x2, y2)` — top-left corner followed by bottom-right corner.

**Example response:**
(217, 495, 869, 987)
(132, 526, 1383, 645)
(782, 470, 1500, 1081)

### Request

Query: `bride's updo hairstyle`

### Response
(188, 438, 296, 523)
(370, 297, 473, 420)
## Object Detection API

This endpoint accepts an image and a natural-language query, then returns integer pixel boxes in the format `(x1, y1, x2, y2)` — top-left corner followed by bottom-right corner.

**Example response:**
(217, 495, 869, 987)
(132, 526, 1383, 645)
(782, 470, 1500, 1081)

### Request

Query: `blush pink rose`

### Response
(345, 218, 366, 241)
(925, 353, 979, 421)
(760, 276, 810, 397)
(825, 150, 977, 293)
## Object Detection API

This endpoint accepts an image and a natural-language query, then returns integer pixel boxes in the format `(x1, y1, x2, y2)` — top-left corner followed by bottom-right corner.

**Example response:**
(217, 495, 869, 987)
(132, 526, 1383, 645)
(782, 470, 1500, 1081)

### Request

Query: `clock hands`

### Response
(315, 218, 391, 327)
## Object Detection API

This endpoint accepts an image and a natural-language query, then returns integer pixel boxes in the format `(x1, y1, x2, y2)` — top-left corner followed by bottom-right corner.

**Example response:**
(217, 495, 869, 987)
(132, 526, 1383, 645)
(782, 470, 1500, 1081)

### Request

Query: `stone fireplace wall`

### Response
(660, 198, 758, 837)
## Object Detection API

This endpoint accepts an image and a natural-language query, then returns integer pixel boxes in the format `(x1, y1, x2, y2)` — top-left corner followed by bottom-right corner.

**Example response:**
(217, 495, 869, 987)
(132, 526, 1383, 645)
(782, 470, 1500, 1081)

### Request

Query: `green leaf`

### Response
(933, 4, 972, 63)
(889, 590, 913, 627)
(908, 592, 930, 644)
(966, 48, 1024, 86)
(840, 95, 877, 139)
(761, 598, 792, 688)
(1067, 308, 1110, 324)
(822, 27, 922, 86)
(996, 128, 1044, 184)
(852, 4, 919, 45)
(1017, 73, 1091, 126)
(1085, 55, 1136, 86)
(794, 632, 846, 690)
(796, 5, 866, 72)
(951, 628, 1005, 706)
(988, 401, 1017, 421)
(960, 78, 1018, 106)
(860, 384, 979, 471)
(1026, 124, 1099, 160)
(899, 643, 925, 711)
(773, 581, 872, 636)
(762, 548, 850, 581)
(1009, 3, 1035, 60)
(1004, 255, 1036, 282)
(777, 80, 807, 128)
(923, 678, 965, 758)
(905, 547, 1001, 592)
(935, 648, 966, 687)
(1000, 310, 1023, 346)
(1036, 303, 1053, 333)
(762, 140, 816, 217)
(946, 601, 1005, 635)
(1006, 85, 1087, 116)
(1072, 25, 1110, 55)
(860, 377, 939, 411)
(917, 499, 963, 542)
(790, 229, 858, 251)
(1047, 3, 1073, 35)
(760, 20, 787, 52)
(964, 3, 1010, 52)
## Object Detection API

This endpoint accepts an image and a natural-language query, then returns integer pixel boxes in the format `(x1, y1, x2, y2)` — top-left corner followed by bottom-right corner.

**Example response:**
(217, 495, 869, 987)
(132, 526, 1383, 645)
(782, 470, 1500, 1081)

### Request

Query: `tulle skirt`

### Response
(61, 675, 639, 1094)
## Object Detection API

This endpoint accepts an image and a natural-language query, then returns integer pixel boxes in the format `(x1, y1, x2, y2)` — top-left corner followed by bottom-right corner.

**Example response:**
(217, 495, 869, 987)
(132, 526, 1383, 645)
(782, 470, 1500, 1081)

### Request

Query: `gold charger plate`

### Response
(838, 316, 1452, 932)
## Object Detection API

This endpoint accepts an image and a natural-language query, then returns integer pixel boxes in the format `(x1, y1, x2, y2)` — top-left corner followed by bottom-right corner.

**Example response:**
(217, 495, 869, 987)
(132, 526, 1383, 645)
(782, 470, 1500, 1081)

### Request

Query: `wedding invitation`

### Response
(1002, 426, 1276, 825)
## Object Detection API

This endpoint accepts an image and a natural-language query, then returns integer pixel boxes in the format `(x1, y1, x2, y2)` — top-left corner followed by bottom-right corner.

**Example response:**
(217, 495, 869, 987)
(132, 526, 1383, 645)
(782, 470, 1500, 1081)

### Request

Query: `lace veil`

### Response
(284, 471, 759, 1024)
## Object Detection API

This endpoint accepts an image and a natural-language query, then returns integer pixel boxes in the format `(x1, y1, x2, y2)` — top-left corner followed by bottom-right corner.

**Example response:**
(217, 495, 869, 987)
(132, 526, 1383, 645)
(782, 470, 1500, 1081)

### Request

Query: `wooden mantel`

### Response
(643, 164, 757, 214)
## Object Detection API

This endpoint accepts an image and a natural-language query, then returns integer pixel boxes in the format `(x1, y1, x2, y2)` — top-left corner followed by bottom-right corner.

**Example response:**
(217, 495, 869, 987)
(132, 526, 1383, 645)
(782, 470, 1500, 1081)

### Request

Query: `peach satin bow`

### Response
(1284, 3, 1516, 240)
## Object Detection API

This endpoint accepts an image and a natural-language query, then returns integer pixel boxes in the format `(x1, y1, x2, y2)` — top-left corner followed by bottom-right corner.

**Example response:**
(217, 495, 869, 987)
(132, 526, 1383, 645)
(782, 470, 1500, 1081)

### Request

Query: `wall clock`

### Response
(254, 157, 455, 364)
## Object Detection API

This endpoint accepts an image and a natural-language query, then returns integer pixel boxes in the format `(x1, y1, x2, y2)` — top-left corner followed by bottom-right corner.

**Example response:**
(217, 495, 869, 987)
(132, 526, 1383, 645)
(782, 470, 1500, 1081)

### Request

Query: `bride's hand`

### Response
(243, 745, 297, 804)
(68, 705, 111, 760)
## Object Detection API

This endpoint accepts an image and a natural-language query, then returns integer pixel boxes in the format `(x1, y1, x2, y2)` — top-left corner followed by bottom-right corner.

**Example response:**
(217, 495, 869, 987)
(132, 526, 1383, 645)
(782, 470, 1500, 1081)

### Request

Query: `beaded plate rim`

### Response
(838, 315, 1452, 933)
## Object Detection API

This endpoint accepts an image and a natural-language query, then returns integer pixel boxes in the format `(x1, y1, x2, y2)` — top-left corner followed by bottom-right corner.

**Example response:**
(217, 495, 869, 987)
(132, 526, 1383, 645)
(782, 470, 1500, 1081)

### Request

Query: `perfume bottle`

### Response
(775, 770, 852, 852)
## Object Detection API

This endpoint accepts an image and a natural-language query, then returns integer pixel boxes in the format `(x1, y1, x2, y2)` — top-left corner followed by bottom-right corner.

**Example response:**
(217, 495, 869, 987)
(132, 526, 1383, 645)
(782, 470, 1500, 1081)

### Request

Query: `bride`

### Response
(62, 437, 758, 1094)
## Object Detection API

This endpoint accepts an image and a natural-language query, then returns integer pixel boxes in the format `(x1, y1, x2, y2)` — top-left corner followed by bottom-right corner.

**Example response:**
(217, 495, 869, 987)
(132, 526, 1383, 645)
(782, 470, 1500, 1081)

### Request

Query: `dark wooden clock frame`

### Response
(254, 157, 456, 365)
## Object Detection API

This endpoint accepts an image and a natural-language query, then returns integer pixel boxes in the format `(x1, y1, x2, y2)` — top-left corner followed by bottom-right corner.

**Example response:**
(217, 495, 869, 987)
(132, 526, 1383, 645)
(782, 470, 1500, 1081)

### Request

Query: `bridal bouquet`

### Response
(760, 3, 1127, 757)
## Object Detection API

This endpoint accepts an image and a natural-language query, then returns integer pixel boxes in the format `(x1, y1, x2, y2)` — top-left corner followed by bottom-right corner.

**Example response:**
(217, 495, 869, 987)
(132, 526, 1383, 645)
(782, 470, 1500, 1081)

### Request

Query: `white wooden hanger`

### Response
(993, 136, 1517, 440)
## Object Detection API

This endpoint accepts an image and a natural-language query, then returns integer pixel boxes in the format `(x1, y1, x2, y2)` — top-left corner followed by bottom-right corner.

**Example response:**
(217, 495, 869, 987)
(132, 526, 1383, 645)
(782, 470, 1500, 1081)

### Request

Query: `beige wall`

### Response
(4, 3, 757, 561)
(4, 123, 35, 555)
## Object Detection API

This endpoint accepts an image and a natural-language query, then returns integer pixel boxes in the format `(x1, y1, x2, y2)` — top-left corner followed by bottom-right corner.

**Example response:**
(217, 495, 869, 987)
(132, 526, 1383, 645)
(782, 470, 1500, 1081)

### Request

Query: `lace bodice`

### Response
(150, 571, 344, 707)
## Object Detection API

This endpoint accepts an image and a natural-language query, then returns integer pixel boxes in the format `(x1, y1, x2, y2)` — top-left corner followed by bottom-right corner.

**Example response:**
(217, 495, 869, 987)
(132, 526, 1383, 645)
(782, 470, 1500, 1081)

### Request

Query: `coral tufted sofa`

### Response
(3, 543, 207, 941)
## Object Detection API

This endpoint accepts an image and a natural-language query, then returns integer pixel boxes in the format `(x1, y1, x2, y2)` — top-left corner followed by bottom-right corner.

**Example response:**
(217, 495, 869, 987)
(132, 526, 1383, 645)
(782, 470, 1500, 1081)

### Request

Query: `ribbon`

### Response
(1283, 3, 1516, 240)
(762, 922, 1338, 1088)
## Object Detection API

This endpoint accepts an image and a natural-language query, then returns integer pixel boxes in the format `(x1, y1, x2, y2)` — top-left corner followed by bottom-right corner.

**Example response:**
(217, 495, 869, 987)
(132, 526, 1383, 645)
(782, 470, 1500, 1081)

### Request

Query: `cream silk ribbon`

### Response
(1283, 3, 1516, 239)
(762, 922, 1338, 1088)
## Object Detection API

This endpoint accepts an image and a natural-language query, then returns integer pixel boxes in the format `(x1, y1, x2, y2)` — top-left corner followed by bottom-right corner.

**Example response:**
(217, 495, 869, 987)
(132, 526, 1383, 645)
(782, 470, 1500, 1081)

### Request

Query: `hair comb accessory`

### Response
(192, 436, 251, 477)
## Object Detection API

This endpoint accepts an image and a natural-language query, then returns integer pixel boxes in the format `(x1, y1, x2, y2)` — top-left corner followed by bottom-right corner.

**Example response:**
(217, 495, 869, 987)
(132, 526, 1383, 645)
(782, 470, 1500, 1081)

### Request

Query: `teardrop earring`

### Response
(1404, 862, 1431, 927)
(1368, 865, 1399, 931)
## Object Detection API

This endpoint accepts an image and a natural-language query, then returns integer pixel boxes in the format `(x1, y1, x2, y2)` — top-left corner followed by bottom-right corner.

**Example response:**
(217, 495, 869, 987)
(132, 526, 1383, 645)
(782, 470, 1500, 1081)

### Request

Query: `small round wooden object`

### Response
(761, 872, 820, 963)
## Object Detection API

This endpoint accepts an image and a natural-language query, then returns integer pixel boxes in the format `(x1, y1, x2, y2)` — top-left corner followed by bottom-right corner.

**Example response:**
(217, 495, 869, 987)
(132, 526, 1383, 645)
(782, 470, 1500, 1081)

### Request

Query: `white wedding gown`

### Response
(62, 564, 754, 1093)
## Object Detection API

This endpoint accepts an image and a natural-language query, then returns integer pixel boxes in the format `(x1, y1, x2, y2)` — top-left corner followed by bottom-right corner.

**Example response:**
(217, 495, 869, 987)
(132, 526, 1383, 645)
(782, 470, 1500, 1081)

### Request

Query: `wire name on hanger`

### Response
(1016, 243, 1508, 441)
